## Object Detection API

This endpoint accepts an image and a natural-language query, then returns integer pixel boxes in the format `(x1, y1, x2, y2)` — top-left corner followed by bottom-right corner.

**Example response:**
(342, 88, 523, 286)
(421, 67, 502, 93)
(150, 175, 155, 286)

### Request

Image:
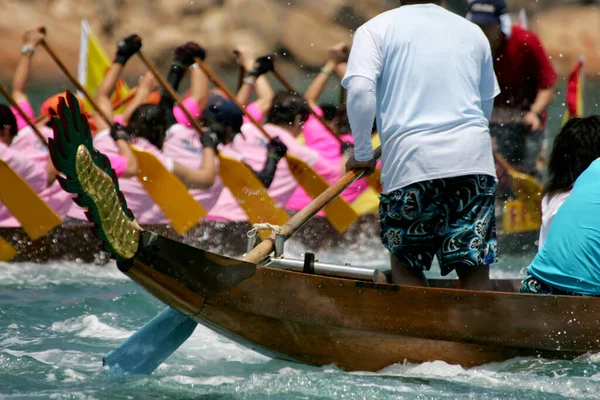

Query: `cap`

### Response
(204, 98, 243, 133)
(466, 0, 507, 26)
(40, 92, 86, 117)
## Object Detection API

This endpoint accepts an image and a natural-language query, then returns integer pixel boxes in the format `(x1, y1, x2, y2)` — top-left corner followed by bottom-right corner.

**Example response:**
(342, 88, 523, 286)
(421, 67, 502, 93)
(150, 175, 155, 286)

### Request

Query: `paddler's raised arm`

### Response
(305, 42, 349, 110)
(159, 42, 206, 125)
(12, 28, 45, 105)
(11, 27, 45, 130)
(94, 34, 142, 132)
(234, 46, 274, 115)
(342, 26, 380, 171)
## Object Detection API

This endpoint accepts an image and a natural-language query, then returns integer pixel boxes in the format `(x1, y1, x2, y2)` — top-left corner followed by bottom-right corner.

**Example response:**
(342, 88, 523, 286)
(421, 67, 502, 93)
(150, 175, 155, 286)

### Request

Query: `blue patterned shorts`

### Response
(519, 271, 585, 296)
(379, 175, 497, 276)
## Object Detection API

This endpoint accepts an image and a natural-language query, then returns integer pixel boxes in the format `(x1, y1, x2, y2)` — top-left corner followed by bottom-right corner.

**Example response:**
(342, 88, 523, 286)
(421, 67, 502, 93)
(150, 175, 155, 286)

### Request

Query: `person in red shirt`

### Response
(467, 0, 557, 184)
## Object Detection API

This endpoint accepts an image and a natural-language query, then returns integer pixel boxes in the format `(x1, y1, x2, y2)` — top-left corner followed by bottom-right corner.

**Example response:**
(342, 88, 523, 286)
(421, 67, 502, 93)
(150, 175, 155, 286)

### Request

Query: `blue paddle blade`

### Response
(103, 307, 197, 375)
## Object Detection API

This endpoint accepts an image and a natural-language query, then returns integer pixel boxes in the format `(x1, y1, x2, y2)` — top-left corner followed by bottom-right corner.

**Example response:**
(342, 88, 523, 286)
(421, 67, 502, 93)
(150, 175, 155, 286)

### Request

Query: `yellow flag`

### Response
(78, 20, 130, 113)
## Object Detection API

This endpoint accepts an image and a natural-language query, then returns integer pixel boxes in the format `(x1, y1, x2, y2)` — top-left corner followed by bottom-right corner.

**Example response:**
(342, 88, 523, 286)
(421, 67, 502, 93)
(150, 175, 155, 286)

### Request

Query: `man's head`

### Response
(267, 91, 310, 136)
(0, 105, 18, 146)
(467, 0, 510, 51)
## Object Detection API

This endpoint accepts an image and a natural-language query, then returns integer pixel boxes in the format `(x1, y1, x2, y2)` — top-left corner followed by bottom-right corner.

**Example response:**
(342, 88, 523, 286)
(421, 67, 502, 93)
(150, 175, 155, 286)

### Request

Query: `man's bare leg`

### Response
(455, 265, 491, 291)
(390, 254, 429, 287)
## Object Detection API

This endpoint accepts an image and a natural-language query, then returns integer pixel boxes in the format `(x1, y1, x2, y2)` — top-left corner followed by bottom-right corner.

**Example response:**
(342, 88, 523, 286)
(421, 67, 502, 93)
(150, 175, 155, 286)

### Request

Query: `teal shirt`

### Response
(529, 159, 600, 295)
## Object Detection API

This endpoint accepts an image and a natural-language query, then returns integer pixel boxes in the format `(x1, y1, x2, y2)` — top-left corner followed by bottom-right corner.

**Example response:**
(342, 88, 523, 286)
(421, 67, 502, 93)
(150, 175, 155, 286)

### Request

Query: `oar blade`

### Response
(103, 307, 198, 375)
(0, 161, 62, 240)
(0, 237, 17, 261)
(131, 147, 206, 235)
(367, 168, 383, 193)
(286, 154, 359, 233)
(218, 154, 290, 226)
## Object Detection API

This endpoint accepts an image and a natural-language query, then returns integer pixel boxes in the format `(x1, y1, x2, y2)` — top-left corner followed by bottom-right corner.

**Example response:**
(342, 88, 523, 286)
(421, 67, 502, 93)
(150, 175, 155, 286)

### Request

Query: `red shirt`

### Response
(494, 27, 557, 118)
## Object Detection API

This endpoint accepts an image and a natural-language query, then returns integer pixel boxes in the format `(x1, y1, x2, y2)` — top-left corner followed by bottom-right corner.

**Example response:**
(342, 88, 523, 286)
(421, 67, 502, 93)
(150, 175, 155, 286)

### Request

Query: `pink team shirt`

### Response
(67, 130, 173, 223)
(10, 101, 36, 132)
(0, 141, 48, 227)
(300, 106, 369, 204)
(234, 122, 335, 209)
(146, 123, 229, 223)
(9, 126, 76, 220)
(206, 147, 249, 222)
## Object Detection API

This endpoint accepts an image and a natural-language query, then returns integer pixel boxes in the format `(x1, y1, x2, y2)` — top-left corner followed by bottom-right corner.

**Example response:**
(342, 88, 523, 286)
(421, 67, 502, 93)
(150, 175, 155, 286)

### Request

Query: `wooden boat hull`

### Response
(118, 232, 598, 371)
(0, 212, 535, 263)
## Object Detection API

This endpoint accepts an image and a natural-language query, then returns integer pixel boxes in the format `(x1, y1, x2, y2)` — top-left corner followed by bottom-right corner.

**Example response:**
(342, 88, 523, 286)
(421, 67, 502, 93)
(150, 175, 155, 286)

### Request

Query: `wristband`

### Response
(21, 45, 34, 56)
(320, 67, 334, 76)
(171, 60, 186, 69)
(243, 77, 256, 86)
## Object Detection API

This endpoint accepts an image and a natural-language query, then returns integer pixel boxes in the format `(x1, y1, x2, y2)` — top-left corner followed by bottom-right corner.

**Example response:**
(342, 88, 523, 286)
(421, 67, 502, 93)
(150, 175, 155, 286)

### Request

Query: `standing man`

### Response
(343, 1, 500, 290)
(467, 0, 557, 179)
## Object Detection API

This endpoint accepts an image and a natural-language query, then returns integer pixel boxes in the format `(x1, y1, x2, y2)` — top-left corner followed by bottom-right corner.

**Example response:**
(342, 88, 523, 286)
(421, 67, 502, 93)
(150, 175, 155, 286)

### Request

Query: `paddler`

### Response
(534, 116, 600, 249)
(520, 116, 600, 296)
(67, 35, 220, 223)
(301, 42, 371, 205)
(232, 48, 338, 208)
(0, 106, 48, 227)
(343, 0, 499, 289)
(467, 0, 557, 182)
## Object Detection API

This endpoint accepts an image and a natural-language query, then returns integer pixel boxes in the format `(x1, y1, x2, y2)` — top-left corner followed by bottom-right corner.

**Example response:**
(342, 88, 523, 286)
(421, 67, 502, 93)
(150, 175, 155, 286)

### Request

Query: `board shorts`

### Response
(519, 271, 587, 297)
(379, 175, 497, 276)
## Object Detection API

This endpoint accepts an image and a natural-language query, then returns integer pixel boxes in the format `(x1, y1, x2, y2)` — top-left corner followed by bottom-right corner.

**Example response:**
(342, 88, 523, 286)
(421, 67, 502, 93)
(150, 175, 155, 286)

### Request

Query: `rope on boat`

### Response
(246, 223, 284, 239)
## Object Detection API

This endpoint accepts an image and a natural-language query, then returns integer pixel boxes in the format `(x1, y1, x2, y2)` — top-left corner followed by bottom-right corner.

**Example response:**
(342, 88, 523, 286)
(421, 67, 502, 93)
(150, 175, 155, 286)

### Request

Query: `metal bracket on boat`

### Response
(246, 223, 286, 255)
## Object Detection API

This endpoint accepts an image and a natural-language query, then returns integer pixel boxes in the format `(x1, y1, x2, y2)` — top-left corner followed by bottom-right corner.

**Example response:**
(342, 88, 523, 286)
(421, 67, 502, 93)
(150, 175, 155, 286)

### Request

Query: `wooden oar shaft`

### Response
(237, 65, 245, 91)
(40, 40, 113, 127)
(137, 52, 206, 135)
(494, 151, 516, 173)
(271, 69, 343, 144)
(194, 57, 273, 141)
(244, 147, 382, 263)
(0, 84, 48, 147)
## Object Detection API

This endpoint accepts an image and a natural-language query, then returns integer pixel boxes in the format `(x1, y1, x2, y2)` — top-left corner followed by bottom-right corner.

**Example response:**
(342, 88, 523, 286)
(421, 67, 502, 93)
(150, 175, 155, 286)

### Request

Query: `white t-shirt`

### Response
(342, 4, 500, 193)
(538, 191, 571, 250)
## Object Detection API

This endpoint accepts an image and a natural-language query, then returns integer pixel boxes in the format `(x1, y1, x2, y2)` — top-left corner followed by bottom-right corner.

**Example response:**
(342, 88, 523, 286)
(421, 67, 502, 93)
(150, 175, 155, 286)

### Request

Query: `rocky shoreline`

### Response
(0, 0, 598, 81)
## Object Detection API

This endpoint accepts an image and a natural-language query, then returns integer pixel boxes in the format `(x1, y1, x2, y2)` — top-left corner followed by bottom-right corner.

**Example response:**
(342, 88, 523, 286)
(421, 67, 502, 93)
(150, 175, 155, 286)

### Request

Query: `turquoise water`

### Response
(4, 249, 600, 399)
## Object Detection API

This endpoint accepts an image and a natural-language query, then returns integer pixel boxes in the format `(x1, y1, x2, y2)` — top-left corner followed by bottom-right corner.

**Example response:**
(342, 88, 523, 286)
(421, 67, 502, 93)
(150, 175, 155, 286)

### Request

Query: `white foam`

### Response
(161, 375, 245, 386)
(51, 315, 133, 340)
(0, 261, 128, 287)
(176, 325, 269, 364)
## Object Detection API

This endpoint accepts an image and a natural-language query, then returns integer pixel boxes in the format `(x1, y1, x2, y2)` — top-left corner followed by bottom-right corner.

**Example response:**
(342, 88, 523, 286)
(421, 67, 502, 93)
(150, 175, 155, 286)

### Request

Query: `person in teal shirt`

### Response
(522, 116, 600, 295)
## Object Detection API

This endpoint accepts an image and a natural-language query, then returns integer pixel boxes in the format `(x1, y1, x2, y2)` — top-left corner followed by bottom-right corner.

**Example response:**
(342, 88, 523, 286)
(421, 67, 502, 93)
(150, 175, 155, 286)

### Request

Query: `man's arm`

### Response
(524, 32, 558, 131)
(342, 26, 381, 171)
(346, 76, 376, 162)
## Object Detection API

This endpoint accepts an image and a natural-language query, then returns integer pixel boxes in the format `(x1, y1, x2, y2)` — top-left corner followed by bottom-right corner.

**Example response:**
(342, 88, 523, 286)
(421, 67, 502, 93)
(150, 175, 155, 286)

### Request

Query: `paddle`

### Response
(135, 52, 289, 227)
(0, 85, 62, 240)
(0, 160, 61, 240)
(0, 236, 17, 262)
(195, 57, 359, 233)
(271, 68, 383, 195)
(494, 150, 543, 219)
(104, 144, 382, 375)
(40, 37, 206, 234)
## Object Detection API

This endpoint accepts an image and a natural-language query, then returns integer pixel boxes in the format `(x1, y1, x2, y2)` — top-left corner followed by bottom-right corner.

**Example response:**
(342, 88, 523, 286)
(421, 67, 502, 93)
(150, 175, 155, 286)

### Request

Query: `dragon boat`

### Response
(39, 93, 590, 373)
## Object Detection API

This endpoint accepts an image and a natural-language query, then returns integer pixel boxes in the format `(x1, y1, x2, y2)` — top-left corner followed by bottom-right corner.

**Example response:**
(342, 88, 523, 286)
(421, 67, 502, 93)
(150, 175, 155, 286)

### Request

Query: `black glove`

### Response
(114, 34, 142, 65)
(267, 137, 288, 160)
(247, 55, 274, 78)
(173, 42, 206, 67)
(110, 123, 131, 142)
(200, 129, 221, 151)
(340, 141, 354, 156)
